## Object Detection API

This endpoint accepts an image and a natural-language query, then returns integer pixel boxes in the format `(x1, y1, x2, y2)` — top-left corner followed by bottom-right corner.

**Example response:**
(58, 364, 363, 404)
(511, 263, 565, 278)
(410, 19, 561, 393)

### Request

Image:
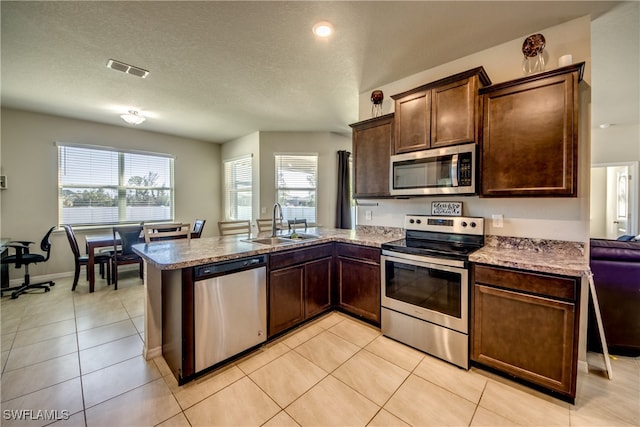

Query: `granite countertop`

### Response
(469, 235, 590, 277)
(133, 226, 402, 270)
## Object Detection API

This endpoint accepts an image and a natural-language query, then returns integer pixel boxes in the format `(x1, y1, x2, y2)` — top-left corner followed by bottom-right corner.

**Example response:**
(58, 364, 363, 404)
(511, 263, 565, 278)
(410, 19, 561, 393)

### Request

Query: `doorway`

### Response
(590, 162, 639, 239)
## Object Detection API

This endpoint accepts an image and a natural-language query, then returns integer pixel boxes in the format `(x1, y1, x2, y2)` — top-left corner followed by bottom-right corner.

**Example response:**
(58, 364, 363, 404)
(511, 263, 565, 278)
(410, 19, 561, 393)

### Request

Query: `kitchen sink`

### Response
(245, 234, 319, 246)
(282, 233, 319, 240)
(246, 237, 295, 246)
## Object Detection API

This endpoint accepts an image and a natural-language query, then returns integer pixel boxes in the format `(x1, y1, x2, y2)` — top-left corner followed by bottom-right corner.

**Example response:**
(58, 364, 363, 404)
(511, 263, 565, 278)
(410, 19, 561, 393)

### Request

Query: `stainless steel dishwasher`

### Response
(193, 255, 267, 372)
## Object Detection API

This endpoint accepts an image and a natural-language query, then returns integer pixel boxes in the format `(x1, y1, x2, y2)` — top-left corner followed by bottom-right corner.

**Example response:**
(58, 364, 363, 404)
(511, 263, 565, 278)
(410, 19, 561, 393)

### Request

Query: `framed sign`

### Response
(431, 201, 462, 216)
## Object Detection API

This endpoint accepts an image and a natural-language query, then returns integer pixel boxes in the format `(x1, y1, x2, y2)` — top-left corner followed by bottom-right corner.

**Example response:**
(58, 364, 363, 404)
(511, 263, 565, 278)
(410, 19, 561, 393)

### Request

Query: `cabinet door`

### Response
(269, 265, 304, 337)
(394, 90, 431, 153)
(337, 256, 381, 323)
(472, 283, 577, 397)
(431, 77, 476, 148)
(304, 257, 333, 318)
(481, 71, 578, 197)
(351, 114, 394, 198)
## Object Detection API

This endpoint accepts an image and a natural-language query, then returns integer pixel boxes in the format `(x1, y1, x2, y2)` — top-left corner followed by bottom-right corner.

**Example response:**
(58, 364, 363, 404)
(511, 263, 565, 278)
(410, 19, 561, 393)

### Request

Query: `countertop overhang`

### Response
(132, 227, 397, 270)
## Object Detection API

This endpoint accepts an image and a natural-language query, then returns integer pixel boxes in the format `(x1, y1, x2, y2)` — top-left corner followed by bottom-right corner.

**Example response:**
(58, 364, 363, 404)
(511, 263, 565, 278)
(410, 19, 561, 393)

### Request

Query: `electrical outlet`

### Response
(491, 214, 504, 228)
(365, 210, 372, 220)
(261, 207, 266, 214)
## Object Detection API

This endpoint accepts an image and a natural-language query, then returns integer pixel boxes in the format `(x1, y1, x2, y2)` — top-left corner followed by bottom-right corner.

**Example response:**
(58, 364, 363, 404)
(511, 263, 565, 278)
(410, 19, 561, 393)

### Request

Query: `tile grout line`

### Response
(72, 285, 89, 427)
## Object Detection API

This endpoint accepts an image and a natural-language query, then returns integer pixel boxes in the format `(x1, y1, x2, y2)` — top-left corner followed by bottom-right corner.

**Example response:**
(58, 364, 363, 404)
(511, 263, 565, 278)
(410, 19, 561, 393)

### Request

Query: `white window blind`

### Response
(58, 144, 174, 226)
(224, 155, 252, 221)
(275, 154, 317, 225)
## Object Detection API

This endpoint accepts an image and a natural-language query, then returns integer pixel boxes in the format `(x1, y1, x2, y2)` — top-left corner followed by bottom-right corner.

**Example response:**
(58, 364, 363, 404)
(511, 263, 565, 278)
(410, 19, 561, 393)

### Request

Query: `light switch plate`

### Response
(491, 214, 503, 228)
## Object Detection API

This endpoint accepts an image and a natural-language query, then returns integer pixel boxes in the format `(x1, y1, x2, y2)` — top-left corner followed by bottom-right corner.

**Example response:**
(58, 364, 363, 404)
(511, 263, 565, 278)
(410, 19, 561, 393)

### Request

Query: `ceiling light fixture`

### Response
(312, 21, 334, 37)
(599, 123, 615, 129)
(120, 110, 146, 125)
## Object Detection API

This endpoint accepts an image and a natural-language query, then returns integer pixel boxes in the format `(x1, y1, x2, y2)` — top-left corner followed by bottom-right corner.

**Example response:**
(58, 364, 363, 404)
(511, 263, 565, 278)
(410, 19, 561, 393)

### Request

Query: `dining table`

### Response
(84, 231, 142, 292)
(85, 233, 119, 293)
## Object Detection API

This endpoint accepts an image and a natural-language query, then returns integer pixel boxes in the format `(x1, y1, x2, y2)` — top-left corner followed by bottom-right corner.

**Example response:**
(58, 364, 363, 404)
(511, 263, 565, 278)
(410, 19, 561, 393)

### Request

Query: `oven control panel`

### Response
(405, 215, 484, 235)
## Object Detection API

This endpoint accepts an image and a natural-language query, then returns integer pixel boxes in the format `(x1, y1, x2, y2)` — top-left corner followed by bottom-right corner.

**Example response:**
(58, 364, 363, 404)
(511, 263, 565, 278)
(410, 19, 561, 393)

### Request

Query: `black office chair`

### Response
(1, 227, 56, 299)
(191, 219, 206, 238)
(63, 225, 111, 291)
(111, 225, 144, 290)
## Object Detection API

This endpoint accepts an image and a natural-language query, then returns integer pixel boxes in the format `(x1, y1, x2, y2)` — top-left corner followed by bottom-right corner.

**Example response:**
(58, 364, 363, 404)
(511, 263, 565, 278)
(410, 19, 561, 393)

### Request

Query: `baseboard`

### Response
(6, 264, 143, 287)
(578, 360, 589, 373)
(7, 271, 72, 286)
(145, 346, 163, 360)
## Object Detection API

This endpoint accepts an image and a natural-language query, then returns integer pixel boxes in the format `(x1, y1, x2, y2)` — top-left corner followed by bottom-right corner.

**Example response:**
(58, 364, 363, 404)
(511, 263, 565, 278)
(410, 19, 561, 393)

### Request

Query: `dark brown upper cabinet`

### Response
(391, 67, 491, 154)
(350, 113, 394, 198)
(479, 63, 585, 197)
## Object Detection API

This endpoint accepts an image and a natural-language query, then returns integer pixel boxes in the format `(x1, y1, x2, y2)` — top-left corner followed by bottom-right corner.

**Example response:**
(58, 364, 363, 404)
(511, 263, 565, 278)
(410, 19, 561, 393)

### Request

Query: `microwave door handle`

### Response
(451, 154, 459, 187)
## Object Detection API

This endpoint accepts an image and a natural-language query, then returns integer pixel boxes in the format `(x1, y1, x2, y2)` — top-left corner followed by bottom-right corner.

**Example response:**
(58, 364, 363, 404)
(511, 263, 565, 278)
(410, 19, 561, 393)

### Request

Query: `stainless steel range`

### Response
(381, 214, 484, 369)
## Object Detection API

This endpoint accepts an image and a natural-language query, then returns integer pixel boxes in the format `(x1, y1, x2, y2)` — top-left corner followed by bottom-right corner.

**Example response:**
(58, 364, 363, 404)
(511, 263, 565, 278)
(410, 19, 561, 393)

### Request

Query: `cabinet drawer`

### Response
(270, 243, 334, 270)
(336, 243, 380, 263)
(474, 265, 577, 301)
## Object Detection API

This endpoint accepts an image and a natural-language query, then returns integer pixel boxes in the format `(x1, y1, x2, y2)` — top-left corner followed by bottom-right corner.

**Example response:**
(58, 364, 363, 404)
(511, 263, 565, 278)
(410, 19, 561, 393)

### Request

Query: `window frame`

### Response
(57, 143, 175, 227)
(223, 154, 253, 221)
(275, 153, 318, 226)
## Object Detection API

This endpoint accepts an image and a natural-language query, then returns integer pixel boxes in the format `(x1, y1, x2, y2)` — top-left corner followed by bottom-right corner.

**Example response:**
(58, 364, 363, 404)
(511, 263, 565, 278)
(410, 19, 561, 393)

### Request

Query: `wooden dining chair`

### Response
(111, 225, 144, 290)
(143, 223, 191, 243)
(218, 220, 251, 236)
(288, 218, 308, 232)
(255, 218, 274, 233)
(63, 225, 111, 291)
(191, 219, 206, 238)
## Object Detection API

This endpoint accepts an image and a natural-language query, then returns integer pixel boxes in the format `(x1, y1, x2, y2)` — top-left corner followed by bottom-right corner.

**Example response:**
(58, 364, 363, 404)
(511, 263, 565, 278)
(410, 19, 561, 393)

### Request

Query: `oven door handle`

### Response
(381, 253, 466, 273)
(380, 250, 466, 270)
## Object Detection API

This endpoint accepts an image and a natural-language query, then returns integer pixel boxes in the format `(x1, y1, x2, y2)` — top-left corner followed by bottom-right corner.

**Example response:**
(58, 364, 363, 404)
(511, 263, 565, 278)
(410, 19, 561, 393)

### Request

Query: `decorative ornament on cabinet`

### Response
(370, 90, 384, 117)
(522, 33, 546, 75)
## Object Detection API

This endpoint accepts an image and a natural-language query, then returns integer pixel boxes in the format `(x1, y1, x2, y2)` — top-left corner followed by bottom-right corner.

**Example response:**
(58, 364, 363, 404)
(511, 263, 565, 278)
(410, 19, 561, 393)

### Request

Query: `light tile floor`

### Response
(1, 272, 639, 427)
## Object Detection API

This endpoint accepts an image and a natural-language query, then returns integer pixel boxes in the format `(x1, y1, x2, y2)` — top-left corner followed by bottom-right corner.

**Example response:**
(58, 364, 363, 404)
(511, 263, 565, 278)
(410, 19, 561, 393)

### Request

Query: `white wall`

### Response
(258, 132, 351, 228)
(0, 108, 221, 280)
(589, 167, 607, 238)
(591, 2, 640, 234)
(355, 16, 593, 242)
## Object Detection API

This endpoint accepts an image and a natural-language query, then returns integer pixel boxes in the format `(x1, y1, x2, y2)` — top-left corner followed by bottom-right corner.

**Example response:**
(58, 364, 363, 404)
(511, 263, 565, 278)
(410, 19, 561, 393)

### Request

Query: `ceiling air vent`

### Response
(106, 59, 149, 78)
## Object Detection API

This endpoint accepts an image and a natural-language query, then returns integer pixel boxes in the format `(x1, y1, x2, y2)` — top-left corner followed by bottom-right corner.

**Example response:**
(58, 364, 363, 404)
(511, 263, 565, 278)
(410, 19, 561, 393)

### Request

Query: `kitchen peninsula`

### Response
(133, 227, 399, 384)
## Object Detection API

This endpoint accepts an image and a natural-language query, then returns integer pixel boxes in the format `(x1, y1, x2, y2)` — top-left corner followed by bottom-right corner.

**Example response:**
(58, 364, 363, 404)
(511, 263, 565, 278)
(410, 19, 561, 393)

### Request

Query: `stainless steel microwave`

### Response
(390, 143, 477, 196)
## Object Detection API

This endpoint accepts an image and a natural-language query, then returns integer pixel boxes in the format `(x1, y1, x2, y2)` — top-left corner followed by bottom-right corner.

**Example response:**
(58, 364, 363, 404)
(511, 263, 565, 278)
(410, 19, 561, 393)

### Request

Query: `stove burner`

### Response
(381, 215, 485, 261)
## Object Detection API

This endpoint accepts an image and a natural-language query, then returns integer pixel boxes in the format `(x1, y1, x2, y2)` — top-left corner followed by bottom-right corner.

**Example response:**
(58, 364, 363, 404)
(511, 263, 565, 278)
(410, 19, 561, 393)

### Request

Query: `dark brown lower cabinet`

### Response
(472, 264, 580, 401)
(305, 257, 333, 318)
(336, 243, 381, 324)
(269, 265, 304, 336)
(268, 243, 333, 337)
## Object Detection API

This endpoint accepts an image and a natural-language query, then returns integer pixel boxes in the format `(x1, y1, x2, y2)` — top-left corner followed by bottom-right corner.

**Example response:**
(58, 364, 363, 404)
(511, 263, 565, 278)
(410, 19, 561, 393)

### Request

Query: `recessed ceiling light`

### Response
(313, 21, 334, 37)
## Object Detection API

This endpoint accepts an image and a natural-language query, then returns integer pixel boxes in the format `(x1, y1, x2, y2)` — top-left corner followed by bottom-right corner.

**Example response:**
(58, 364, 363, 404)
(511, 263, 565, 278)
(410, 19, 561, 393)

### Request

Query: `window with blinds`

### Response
(224, 155, 252, 220)
(58, 144, 174, 226)
(275, 154, 317, 225)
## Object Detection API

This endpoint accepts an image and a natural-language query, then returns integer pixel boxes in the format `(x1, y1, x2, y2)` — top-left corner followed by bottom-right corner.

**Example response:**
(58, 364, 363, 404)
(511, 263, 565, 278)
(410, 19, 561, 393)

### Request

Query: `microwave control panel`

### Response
(458, 153, 473, 186)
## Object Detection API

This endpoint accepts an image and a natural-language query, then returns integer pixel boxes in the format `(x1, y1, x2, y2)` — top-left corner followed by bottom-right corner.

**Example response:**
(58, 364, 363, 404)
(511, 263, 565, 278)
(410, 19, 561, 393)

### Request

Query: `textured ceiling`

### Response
(0, 1, 624, 143)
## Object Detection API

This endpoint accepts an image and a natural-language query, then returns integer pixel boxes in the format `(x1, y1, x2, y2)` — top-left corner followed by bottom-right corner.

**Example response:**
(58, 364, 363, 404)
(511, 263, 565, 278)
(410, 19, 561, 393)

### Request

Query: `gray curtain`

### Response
(336, 150, 352, 229)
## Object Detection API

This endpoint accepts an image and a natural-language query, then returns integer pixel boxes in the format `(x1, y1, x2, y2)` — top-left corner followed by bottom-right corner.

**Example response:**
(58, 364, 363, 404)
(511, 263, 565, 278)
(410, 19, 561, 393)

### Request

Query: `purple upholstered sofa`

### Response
(588, 238, 640, 356)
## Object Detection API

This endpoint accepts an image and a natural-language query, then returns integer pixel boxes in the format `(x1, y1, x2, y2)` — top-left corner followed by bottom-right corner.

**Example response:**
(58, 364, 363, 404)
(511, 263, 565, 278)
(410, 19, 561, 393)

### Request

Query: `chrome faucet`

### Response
(272, 202, 283, 237)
